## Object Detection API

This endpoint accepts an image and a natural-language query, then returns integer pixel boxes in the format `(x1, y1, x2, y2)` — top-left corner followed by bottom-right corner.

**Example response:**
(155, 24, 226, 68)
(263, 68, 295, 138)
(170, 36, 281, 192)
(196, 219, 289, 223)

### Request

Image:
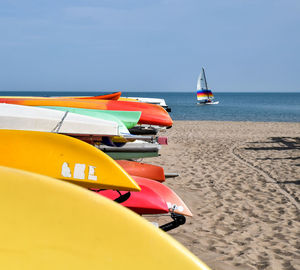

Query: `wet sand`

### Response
(147, 121, 300, 270)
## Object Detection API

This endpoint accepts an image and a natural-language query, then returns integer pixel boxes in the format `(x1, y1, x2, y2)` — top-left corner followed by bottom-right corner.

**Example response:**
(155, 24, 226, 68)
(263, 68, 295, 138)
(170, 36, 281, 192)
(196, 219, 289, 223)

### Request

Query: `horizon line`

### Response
(0, 90, 299, 93)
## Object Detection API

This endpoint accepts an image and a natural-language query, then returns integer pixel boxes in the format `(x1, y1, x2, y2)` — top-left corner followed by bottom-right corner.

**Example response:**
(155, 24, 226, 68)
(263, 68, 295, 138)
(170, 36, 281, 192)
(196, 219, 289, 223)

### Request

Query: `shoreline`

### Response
(147, 121, 300, 270)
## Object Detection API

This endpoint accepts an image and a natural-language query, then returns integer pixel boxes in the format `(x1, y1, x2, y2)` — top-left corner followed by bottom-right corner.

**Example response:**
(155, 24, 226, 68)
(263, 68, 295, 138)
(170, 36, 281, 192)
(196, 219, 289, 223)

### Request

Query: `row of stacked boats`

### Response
(0, 92, 210, 270)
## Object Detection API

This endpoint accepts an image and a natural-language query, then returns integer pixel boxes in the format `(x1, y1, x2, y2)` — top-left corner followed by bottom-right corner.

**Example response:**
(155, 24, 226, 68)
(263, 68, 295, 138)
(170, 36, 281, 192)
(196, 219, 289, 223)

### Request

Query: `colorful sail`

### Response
(196, 68, 215, 102)
(197, 90, 214, 101)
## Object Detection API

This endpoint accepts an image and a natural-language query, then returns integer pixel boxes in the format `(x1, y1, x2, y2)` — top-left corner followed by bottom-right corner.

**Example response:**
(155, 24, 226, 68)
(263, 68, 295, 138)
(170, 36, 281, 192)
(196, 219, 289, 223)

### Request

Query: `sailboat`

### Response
(197, 68, 219, 105)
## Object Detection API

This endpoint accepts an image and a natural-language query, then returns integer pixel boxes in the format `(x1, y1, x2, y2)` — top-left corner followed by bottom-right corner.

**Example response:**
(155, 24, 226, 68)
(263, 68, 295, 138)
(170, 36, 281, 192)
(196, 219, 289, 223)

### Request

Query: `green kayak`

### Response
(102, 151, 159, 160)
(98, 142, 160, 160)
(40, 106, 141, 130)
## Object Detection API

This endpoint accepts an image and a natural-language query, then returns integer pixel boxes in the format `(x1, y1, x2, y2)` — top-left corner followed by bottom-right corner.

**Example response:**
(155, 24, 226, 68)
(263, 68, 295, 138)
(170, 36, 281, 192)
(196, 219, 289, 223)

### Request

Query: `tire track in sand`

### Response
(230, 143, 300, 211)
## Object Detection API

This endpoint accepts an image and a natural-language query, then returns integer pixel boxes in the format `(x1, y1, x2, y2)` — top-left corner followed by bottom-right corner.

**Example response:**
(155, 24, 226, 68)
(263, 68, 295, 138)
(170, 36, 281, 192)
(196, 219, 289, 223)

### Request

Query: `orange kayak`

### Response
(0, 98, 173, 127)
(116, 160, 165, 182)
(56, 91, 122, 100)
(0, 92, 122, 100)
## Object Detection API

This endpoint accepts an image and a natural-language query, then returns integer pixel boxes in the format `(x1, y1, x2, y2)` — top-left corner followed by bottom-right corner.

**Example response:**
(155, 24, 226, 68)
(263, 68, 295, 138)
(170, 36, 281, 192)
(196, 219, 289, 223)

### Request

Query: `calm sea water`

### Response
(1, 91, 299, 122)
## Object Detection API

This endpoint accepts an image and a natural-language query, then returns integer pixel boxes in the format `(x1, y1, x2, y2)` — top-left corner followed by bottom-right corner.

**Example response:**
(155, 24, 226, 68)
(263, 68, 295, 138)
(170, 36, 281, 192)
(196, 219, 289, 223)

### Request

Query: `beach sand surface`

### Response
(146, 121, 300, 270)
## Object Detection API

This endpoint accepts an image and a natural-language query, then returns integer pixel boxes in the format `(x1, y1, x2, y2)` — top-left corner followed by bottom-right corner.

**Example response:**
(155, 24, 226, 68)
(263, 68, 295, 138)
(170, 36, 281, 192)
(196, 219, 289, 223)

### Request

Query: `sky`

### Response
(0, 0, 299, 92)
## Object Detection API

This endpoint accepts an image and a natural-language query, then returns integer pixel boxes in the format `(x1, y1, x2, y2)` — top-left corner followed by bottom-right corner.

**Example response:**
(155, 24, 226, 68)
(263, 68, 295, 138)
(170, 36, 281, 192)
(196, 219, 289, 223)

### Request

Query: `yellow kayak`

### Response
(0, 130, 140, 191)
(0, 166, 211, 270)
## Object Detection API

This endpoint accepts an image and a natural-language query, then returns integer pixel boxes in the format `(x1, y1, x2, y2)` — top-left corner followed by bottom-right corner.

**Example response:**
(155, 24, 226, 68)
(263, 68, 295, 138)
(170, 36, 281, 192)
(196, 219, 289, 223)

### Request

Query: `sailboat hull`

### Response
(197, 101, 219, 105)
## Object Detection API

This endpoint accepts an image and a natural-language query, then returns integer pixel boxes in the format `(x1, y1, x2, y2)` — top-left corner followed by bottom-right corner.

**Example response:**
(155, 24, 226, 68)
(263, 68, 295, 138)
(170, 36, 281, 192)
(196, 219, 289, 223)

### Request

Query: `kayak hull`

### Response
(0, 130, 140, 191)
(96, 183, 169, 214)
(103, 151, 159, 160)
(0, 103, 119, 136)
(132, 176, 193, 217)
(0, 166, 209, 270)
(39, 106, 130, 135)
(0, 98, 173, 127)
(40, 106, 141, 130)
(117, 160, 165, 182)
(0, 91, 122, 100)
(63, 91, 122, 100)
(98, 141, 160, 159)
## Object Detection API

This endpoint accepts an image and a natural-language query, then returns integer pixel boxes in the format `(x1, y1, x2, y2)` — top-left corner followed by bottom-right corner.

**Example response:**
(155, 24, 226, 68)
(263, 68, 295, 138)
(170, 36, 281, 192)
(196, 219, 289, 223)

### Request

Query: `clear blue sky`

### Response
(0, 0, 299, 92)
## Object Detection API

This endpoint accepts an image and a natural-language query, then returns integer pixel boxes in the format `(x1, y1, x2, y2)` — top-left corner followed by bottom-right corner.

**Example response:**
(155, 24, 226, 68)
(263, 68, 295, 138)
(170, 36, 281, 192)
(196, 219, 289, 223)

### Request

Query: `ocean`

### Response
(1, 91, 299, 122)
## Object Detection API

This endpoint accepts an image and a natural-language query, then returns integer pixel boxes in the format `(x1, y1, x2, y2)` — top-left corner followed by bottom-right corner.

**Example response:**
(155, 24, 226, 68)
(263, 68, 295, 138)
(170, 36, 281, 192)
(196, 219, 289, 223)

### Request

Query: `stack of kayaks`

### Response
(0, 92, 211, 269)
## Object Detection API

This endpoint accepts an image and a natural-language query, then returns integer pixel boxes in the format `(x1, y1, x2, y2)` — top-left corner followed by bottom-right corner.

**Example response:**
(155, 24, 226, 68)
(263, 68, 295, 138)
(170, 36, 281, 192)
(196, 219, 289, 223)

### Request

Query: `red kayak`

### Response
(116, 160, 165, 182)
(0, 98, 173, 127)
(133, 176, 193, 217)
(94, 181, 169, 215)
(96, 176, 192, 217)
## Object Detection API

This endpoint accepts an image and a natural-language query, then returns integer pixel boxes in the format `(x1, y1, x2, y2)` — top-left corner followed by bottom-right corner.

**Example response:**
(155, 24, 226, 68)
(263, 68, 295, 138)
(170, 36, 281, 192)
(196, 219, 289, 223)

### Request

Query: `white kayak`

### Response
(128, 97, 167, 107)
(0, 103, 119, 136)
(123, 96, 171, 111)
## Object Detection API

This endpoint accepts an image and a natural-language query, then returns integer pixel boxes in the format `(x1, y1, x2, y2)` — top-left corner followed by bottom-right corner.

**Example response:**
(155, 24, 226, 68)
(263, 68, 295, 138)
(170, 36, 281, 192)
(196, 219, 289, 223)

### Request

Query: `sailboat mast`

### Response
(202, 68, 208, 90)
(201, 68, 210, 99)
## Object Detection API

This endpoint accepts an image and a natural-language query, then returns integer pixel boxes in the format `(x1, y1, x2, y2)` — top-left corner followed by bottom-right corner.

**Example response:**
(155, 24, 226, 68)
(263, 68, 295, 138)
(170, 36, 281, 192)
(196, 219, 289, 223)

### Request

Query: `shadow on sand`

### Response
(244, 137, 300, 151)
(244, 136, 300, 166)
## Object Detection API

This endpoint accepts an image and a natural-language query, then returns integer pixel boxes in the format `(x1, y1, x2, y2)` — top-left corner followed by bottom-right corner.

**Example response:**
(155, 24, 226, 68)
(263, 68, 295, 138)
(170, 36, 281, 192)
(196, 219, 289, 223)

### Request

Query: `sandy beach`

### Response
(147, 121, 300, 270)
